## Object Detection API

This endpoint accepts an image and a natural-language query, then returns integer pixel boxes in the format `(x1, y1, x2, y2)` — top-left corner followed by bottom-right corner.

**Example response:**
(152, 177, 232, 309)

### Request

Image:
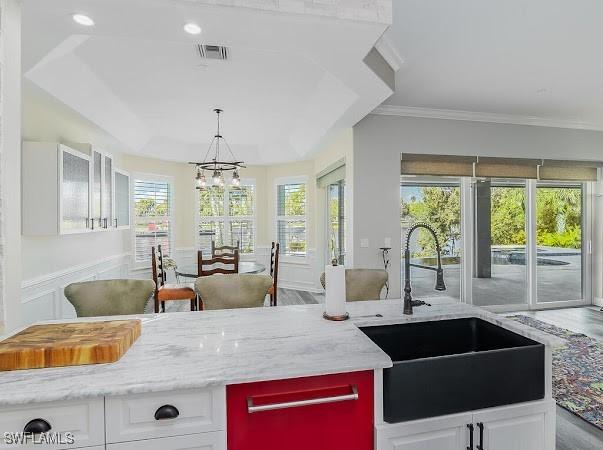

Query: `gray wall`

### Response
(352, 114, 603, 298)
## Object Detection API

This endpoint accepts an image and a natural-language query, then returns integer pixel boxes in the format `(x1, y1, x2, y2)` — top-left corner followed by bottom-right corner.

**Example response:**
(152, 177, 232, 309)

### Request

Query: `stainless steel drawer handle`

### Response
(247, 385, 358, 413)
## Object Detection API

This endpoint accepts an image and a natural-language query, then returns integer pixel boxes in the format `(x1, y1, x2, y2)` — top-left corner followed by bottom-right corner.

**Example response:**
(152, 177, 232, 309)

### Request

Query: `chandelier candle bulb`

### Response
(324, 261, 348, 321)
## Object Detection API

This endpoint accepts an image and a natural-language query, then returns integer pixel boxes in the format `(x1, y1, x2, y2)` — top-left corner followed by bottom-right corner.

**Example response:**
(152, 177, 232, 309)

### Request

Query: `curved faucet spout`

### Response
(403, 223, 446, 315)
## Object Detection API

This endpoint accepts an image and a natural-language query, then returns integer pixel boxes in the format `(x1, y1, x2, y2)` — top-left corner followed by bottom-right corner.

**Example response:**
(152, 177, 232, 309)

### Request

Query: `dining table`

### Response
(175, 261, 266, 279)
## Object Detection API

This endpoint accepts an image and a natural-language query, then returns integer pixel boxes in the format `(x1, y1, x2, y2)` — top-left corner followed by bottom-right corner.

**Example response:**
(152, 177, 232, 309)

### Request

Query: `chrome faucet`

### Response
(403, 223, 446, 315)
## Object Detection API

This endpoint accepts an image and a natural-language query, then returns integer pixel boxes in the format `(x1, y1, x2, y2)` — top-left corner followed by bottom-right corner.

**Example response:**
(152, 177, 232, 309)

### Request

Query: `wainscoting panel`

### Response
(21, 254, 131, 325)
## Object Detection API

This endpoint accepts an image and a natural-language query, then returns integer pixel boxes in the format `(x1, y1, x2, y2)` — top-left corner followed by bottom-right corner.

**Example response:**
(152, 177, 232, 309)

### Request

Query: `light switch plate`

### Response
(384, 237, 392, 247)
(360, 238, 369, 248)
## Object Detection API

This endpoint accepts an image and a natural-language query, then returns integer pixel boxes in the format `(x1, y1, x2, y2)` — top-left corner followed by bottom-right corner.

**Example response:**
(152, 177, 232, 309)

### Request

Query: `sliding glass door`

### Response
(536, 183, 584, 303)
(401, 180, 462, 300)
(472, 180, 528, 307)
(327, 180, 345, 265)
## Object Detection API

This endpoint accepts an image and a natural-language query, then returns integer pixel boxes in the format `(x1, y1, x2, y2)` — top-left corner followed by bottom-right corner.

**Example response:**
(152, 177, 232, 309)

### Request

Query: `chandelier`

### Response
(190, 108, 245, 189)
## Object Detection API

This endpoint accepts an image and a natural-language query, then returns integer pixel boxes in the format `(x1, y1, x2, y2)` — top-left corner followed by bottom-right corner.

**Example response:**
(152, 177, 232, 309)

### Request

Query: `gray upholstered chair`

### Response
(64, 279, 156, 317)
(194, 274, 273, 310)
(320, 269, 388, 301)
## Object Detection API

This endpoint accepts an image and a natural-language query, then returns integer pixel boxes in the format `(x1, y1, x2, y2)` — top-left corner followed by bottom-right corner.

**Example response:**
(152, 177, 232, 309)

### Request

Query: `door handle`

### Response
(23, 418, 51, 434)
(154, 404, 180, 420)
(467, 423, 474, 450)
(476, 422, 484, 450)
(247, 385, 358, 413)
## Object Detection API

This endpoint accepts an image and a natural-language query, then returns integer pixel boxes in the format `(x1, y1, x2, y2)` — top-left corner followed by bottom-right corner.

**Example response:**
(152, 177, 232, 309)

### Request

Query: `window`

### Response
(276, 182, 307, 256)
(133, 177, 173, 264)
(198, 183, 255, 254)
(327, 180, 345, 265)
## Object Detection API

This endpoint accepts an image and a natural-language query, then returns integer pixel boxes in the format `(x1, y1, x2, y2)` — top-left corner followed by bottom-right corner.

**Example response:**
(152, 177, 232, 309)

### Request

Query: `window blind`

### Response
(401, 153, 476, 177)
(198, 184, 255, 254)
(277, 183, 307, 256)
(539, 159, 602, 181)
(474, 157, 540, 179)
(134, 179, 172, 264)
(401, 153, 601, 181)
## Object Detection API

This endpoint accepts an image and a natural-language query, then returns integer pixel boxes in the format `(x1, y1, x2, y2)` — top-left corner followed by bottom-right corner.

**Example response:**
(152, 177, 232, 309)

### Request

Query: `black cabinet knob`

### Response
(154, 405, 179, 420)
(23, 418, 51, 434)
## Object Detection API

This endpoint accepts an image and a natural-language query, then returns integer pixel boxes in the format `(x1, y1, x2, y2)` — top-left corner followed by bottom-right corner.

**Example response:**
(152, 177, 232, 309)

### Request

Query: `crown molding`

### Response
(371, 105, 603, 131)
(374, 35, 404, 71)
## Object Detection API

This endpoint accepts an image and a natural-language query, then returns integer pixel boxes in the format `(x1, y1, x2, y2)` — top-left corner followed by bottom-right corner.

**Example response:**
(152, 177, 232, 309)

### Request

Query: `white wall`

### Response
(120, 154, 323, 292)
(0, 0, 22, 332)
(353, 114, 603, 298)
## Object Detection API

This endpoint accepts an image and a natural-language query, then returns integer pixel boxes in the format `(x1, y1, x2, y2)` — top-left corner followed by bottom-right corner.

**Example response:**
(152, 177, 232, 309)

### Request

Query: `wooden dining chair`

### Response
(64, 279, 155, 317)
(268, 242, 280, 306)
(211, 240, 240, 258)
(152, 245, 197, 313)
(194, 274, 273, 310)
(197, 250, 240, 276)
(197, 250, 240, 310)
(320, 269, 388, 301)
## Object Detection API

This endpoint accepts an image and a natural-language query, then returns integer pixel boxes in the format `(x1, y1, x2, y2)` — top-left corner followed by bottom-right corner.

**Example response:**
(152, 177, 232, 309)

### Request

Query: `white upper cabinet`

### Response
(22, 142, 130, 235)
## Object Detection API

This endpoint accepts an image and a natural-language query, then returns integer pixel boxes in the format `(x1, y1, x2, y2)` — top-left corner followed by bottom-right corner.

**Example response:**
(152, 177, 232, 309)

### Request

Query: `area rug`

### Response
(509, 315, 603, 430)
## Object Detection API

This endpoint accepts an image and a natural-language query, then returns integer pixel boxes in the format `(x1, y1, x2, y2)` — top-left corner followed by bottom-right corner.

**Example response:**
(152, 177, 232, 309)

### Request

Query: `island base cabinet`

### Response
(375, 400, 555, 450)
(376, 412, 472, 450)
(227, 371, 374, 450)
(472, 400, 555, 450)
(107, 431, 225, 450)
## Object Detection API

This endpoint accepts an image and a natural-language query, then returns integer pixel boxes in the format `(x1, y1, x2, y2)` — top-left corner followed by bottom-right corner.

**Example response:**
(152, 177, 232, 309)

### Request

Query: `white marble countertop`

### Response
(0, 298, 560, 407)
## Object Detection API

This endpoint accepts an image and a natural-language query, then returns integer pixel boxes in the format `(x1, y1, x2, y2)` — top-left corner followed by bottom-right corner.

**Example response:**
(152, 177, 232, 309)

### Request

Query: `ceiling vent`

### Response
(197, 44, 229, 61)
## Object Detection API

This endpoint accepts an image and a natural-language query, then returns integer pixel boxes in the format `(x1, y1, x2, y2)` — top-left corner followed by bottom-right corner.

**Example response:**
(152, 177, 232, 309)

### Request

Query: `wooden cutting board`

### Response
(0, 319, 141, 371)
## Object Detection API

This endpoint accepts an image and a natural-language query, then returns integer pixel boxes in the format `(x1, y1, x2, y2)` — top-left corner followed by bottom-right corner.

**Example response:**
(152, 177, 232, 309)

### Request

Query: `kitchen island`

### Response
(0, 298, 560, 450)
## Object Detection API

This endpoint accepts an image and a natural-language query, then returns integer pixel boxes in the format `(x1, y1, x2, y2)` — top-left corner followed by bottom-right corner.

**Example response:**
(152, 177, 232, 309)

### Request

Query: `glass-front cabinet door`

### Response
(60, 146, 91, 234)
(92, 150, 102, 230)
(114, 169, 130, 228)
(103, 155, 114, 228)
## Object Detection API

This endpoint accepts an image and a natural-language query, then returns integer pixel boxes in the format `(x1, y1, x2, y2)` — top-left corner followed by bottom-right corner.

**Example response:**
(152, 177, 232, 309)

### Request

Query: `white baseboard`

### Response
(21, 253, 131, 325)
(594, 297, 603, 307)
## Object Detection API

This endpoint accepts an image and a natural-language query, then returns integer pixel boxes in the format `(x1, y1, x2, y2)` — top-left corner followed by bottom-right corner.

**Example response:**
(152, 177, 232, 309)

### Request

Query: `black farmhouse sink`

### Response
(360, 318, 544, 423)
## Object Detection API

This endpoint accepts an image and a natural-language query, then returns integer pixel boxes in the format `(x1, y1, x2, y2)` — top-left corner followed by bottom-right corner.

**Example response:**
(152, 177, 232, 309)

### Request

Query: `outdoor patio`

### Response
(405, 246, 583, 306)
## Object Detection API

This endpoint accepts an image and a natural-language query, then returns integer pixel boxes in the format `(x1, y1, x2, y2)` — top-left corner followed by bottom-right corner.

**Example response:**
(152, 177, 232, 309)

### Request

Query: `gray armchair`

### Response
(320, 269, 388, 301)
(195, 274, 273, 310)
(64, 279, 156, 317)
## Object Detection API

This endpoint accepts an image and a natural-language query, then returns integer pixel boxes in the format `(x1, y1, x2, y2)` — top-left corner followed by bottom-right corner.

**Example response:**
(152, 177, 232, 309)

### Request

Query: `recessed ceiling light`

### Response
(72, 14, 95, 26)
(184, 22, 202, 35)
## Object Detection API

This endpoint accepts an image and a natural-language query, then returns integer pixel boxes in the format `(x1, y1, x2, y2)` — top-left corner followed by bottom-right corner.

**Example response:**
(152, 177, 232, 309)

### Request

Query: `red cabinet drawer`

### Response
(227, 371, 373, 450)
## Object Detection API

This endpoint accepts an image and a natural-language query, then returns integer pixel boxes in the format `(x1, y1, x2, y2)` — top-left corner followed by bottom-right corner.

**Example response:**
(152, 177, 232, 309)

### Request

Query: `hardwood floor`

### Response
(521, 306, 603, 450)
(276, 288, 323, 306)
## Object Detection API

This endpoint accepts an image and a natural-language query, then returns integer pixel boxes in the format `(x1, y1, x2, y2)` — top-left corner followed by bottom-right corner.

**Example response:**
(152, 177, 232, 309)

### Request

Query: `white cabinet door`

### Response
(105, 387, 225, 443)
(91, 150, 103, 230)
(114, 169, 130, 229)
(106, 431, 225, 450)
(59, 145, 91, 234)
(102, 154, 114, 229)
(0, 398, 104, 450)
(376, 412, 471, 450)
(473, 401, 554, 450)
